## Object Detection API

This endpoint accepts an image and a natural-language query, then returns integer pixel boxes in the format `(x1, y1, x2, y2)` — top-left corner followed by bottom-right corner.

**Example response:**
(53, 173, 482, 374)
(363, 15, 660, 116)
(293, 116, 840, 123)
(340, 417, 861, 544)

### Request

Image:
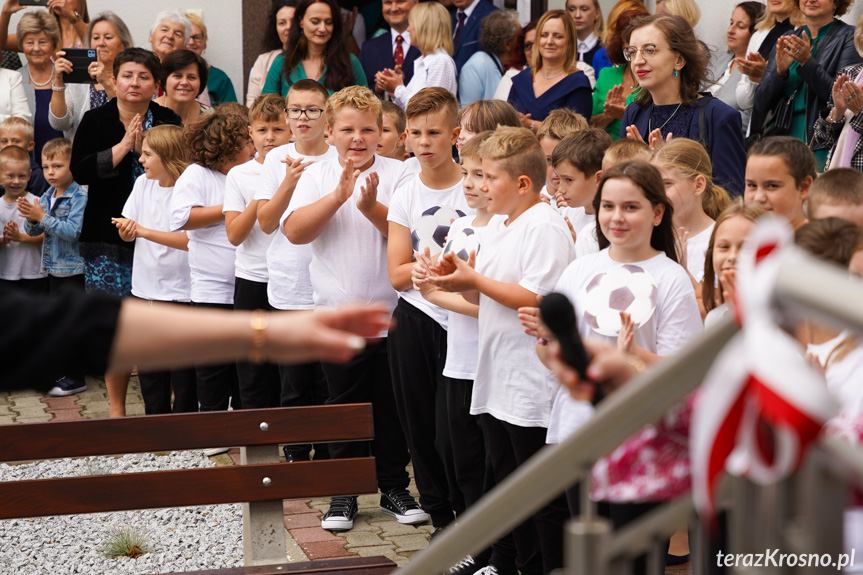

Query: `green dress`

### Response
(592, 65, 625, 140)
(262, 53, 367, 97)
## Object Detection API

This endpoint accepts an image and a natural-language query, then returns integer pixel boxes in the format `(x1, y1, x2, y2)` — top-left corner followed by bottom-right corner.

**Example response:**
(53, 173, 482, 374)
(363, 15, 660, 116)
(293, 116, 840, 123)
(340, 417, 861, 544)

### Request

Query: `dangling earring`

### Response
(673, 70, 680, 77)
(298, 34, 307, 54)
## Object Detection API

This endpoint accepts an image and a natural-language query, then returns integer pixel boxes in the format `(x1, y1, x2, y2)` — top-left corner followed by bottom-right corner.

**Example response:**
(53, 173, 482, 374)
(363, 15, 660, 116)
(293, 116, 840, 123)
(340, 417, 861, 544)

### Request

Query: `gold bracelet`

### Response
(249, 310, 268, 364)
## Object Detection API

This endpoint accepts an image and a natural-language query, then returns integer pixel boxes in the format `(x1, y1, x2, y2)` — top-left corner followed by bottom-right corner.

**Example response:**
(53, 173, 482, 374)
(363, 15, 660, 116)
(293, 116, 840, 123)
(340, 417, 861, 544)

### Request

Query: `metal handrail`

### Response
(396, 248, 863, 575)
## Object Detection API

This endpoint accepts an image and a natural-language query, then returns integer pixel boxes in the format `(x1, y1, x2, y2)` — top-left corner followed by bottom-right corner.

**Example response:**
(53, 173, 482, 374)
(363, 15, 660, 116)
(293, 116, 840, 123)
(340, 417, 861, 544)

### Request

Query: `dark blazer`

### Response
(752, 20, 862, 144)
(359, 31, 421, 91)
(621, 96, 747, 197)
(71, 99, 181, 246)
(451, 0, 498, 73)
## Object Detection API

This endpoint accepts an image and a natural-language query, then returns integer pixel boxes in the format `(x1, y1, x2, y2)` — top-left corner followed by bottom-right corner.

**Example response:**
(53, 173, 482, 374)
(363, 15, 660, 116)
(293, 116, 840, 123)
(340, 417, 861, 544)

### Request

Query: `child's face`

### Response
(811, 201, 863, 227)
(461, 156, 487, 210)
(0, 128, 32, 151)
(286, 89, 327, 145)
(0, 159, 31, 198)
(42, 153, 73, 190)
(377, 112, 405, 158)
(140, 139, 169, 182)
(456, 113, 475, 154)
(539, 137, 560, 192)
(598, 177, 663, 253)
(480, 158, 523, 215)
(250, 119, 291, 160)
(328, 107, 381, 171)
(744, 155, 809, 227)
(712, 214, 753, 290)
(407, 109, 458, 170)
(654, 162, 703, 223)
(554, 160, 598, 209)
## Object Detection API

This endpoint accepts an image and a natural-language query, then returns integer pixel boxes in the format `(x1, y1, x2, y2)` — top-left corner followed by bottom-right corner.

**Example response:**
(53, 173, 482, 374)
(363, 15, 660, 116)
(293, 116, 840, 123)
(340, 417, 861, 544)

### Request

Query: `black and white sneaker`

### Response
(474, 566, 500, 575)
(380, 488, 429, 524)
(446, 555, 484, 575)
(321, 496, 358, 530)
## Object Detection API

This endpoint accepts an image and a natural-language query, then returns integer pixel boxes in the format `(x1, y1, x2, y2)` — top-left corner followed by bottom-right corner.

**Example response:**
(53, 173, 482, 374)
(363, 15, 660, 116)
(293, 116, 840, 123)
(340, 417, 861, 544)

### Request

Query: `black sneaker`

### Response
(446, 555, 484, 575)
(47, 376, 86, 397)
(380, 488, 429, 524)
(282, 445, 311, 462)
(321, 496, 358, 530)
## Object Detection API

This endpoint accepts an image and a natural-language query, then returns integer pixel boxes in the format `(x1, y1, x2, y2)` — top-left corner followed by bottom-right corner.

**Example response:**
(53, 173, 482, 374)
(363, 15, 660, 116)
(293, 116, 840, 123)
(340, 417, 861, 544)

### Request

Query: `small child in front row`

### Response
(378, 101, 408, 161)
(0, 117, 48, 197)
(744, 136, 815, 230)
(111, 125, 197, 415)
(536, 109, 588, 211)
(807, 167, 863, 226)
(19, 137, 88, 395)
(428, 127, 574, 574)
(0, 145, 45, 292)
(223, 93, 291, 410)
(602, 138, 650, 171)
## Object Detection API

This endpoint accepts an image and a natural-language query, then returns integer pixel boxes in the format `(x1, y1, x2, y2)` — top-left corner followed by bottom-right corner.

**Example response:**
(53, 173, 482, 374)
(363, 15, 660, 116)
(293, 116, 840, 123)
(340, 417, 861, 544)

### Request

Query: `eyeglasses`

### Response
(188, 34, 204, 44)
(622, 44, 661, 61)
(286, 107, 324, 120)
(524, 41, 534, 52)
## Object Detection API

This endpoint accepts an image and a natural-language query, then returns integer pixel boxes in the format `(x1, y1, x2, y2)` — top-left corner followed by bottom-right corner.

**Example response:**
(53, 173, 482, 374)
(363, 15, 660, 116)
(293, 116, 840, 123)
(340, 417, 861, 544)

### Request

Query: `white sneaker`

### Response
(474, 566, 500, 575)
(203, 447, 230, 456)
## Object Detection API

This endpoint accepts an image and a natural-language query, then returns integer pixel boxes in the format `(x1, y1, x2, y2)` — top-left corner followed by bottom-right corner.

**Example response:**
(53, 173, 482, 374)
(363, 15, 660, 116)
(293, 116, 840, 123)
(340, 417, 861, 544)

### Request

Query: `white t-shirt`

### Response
(575, 220, 599, 258)
(169, 163, 236, 304)
(546, 249, 703, 443)
(122, 176, 191, 301)
(258, 143, 338, 310)
(442, 215, 485, 380)
(0, 194, 44, 280)
(402, 156, 421, 175)
(223, 159, 271, 283)
(471, 202, 576, 427)
(561, 206, 593, 232)
(807, 330, 863, 415)
(288, 155, 412, 322)
(387, 173, 471, 328)
(685, 222, 714, 283)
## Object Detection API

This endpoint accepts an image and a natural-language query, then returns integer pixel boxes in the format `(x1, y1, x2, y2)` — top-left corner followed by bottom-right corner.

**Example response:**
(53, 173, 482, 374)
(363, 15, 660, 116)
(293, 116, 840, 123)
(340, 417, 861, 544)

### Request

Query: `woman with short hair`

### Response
(155, 49, 213, 126)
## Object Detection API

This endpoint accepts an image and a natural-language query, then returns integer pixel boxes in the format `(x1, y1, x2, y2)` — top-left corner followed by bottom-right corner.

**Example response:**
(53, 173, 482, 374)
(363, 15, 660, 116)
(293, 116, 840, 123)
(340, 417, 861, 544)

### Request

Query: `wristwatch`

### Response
(69, 11, 81, 23)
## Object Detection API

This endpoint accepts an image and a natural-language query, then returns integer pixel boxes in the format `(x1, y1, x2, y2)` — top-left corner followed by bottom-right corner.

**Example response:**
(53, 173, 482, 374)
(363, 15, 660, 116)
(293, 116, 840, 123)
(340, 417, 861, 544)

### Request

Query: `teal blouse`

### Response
(788, 22, 834, 169)
(262, 53, 367, 96)
(592, 65, 625, 140)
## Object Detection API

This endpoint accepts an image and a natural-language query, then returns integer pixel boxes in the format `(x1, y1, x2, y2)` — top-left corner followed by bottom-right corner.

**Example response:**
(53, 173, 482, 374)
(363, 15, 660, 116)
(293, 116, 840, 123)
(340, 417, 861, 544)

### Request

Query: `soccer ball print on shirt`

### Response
(411, 205, 466, 255)
(581, 264, 658, 337)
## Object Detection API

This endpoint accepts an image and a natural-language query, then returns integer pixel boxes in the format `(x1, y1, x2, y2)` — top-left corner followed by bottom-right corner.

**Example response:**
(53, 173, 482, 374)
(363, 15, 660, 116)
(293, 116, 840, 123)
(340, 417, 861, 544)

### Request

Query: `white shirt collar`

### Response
(460, 0, 482, 22)
(577, 33, 598, 59)
(390, 28, 411, 52)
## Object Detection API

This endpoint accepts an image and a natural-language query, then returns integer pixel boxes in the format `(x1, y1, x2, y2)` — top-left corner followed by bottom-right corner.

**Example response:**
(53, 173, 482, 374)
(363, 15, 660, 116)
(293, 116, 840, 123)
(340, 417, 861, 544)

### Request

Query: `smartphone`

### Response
(18, 0, 48, 6)
(62, 48, 98, 84)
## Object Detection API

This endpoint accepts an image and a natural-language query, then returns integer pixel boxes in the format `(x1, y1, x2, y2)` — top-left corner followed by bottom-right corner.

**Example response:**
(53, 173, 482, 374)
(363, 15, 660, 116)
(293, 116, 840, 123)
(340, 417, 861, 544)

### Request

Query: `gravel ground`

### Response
(0, 451, 244, 574)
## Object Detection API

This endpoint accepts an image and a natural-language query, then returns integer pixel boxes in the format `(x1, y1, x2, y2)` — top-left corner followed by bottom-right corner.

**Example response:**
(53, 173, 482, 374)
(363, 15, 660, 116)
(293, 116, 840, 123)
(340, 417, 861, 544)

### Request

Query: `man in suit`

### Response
(359, 0, 421, 95)
(451, 0, 498, 73)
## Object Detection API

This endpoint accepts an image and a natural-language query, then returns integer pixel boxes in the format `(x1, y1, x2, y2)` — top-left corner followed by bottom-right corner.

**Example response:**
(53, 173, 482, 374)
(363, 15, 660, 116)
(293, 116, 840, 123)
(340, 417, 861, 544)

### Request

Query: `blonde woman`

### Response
(565, 0, 604, 67)
(508, 9, 592, 127)
(375, 1, 456, 110)
(655, 0, 700, 27)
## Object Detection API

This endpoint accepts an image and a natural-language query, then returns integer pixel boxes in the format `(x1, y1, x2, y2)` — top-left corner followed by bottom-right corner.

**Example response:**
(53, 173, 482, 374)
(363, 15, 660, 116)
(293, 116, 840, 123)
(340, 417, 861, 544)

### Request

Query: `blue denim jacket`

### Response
(25, 181, 87, 275)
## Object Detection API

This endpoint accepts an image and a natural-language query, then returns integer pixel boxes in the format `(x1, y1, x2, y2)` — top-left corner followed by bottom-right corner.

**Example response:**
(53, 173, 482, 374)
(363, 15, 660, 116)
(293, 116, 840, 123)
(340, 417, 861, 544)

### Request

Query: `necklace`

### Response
(648, 102, 683, 133)
(541, 68, 564, 80)
(30, 63, 55, 88)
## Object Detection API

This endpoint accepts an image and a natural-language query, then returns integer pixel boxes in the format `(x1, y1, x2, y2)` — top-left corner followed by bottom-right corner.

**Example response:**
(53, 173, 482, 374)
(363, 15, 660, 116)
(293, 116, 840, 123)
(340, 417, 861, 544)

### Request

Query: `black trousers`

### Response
(321, 338, 410, 493)
(135, 298, 197, 415)
(279, 358, 330, 460)
(233, 277, 280, 409)
(388, 298, 454, 527)
(191, 301, 241, 412)
(481, 414, 569, 575)
(51, 274, 86, 383)
(607, 502, 669, 575)
(0, 277, 49, 294)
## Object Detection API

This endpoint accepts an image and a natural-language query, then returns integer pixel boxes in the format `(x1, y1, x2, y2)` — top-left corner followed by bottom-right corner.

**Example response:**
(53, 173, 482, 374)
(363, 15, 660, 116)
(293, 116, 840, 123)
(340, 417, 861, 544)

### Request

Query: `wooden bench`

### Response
(0, 403, 396, 574)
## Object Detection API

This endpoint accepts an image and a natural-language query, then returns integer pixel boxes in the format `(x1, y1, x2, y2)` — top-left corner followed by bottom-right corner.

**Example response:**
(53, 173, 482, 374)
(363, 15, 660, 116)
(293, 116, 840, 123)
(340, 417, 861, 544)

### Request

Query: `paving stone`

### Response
(46, 408, 85, 421)
(81, 400, 111, 414)
(6, 389, 40, 398)
(0, 415, 16, 425)
(388, 534, 430, 553)
(41, 395, 78, 408)
(377, 521, 428, 537)
(284, 512, 322, 529)
(0, 404, 12, 416)
(16, 415, 53, 423)
(290, 527, 344, 544)
(11, 406, 51, 418)
(125, 403, 145, 416)
(284, 499, 315, 514)
(343, 531, 387, 547)
(10, 395, 47, 408)
(284, 531, 308, 563)
(353, 545, 397, 558)
(300, 540, 355, 560)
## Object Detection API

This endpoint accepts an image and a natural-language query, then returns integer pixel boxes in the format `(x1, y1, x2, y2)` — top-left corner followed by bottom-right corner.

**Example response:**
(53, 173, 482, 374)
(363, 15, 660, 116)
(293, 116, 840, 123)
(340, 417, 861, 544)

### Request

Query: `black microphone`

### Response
(539, 292, 591, 380)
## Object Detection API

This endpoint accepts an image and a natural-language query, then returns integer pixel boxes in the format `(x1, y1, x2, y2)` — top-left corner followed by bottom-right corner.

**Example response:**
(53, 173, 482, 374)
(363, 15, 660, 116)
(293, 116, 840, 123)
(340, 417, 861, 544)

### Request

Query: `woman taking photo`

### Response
(155, 49, 213, 126)
(262, 0, 365, 96)
(0, 0, 88, 51)
(374, 1, 456, 109)
(620, 14, 747, 196)
(508, 9, 593, 128)
(247, 0, 296, 106)
(50, 11, 133, 139)
(752, 0, 861, 168)
(70, 48, 182, 416)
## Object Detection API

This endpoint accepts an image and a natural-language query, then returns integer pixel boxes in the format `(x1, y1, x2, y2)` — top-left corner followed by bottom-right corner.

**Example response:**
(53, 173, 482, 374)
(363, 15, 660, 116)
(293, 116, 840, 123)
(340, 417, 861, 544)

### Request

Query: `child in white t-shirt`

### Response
(428, 127, 575, 574)
(112, 125, 196, 415)
(255, 80, 337, 461)
(222, 94, 291, 410)
(283, 85, 423, 531)
(0, 145, 45, 291)
(170, 106, 255, 412)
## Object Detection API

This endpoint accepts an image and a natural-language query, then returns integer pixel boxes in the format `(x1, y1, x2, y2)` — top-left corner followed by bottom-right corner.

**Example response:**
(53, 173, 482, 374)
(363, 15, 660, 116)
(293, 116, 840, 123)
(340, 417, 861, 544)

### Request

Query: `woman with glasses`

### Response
(590, 4, 649, 140)
(507, 9, 593, 130)
(184, 11, 237, 107)
(620, 14, 746, 196)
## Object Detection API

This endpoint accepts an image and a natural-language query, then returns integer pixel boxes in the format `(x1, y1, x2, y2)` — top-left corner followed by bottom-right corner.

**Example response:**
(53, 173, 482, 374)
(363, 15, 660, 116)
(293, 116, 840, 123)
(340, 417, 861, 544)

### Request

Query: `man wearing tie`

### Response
(359, 0, 421, 94)
(451, 0, 498, 73)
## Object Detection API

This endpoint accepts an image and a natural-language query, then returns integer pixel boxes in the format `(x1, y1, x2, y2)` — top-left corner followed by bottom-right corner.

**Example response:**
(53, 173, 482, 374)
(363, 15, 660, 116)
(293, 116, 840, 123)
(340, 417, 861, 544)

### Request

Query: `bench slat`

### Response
(0, 405, 373, 462)
(177, 556, 397, 574)
(0, 458, 377, 519)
